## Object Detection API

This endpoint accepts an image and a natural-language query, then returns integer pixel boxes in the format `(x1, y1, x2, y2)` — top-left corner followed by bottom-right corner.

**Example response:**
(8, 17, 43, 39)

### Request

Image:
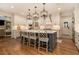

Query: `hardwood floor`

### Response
(0, 38, 78, 55)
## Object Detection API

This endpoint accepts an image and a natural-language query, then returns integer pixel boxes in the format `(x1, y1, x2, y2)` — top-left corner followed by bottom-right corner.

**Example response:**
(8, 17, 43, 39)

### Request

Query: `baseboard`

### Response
(75, 45, 79, 53)
(73, 41, 79, 53)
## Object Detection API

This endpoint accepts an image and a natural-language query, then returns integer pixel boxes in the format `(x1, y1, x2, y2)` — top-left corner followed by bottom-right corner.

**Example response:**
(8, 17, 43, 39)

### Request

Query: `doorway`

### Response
(60, 13, 75, 40)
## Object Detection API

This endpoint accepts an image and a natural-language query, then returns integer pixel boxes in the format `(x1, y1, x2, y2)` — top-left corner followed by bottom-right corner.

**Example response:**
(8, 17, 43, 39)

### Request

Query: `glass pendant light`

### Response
(33, 6, 39, 20)
(26, 9, 32, 20)
(41, 3, 48, 20)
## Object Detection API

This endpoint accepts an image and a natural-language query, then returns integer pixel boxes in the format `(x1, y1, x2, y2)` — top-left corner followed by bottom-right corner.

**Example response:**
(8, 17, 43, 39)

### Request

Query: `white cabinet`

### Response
(74, 5, 79, 50)
(5, 20, 11, 37)
(13, 30, 20, 39)
(75, 32, 79, 49)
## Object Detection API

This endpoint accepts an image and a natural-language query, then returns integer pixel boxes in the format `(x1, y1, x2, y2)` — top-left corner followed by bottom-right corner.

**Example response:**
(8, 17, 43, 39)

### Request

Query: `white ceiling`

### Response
(0, 3, 76, 17)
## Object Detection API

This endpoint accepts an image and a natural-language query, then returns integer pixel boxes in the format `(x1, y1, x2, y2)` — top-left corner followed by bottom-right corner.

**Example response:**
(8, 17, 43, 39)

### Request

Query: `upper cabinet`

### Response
(0, 16, 12, 37)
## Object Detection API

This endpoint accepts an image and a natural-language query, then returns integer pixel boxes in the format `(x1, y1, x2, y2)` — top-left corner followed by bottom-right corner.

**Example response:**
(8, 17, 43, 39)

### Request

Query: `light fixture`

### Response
(11, 5, 14, 8)
(41, 3, 48, 20)
(58, 8, 61, 10)
(33, 6, 39, 20)
(26, 9, 32, 20)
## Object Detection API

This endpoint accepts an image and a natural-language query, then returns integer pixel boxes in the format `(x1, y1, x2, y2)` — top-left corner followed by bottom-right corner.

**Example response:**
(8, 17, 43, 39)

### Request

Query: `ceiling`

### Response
(0, 3, 76, 17)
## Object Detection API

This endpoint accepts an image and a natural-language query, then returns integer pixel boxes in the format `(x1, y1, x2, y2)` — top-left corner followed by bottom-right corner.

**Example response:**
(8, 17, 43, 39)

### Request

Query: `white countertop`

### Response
(21, 30, 57, 33)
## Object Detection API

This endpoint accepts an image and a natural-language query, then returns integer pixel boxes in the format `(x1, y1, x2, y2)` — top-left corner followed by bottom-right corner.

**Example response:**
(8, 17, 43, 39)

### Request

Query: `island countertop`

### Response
(21, 30, 57, 33)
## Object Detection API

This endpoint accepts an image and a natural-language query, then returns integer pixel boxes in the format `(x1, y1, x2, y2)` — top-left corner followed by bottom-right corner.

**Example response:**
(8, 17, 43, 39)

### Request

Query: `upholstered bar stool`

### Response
(38, 32, 49, 53)
(29, 32, 37, 48)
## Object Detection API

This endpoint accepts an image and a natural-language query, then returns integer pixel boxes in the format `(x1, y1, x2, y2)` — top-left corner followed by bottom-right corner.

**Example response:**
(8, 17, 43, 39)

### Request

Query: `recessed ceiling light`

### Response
(58, 8, 61, 10)
(11, 5, 14, 8)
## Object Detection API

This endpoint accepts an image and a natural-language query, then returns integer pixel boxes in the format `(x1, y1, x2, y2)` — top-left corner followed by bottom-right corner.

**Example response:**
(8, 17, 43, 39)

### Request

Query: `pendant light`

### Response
(26, 9, 32, 20)
(41, 3, 48, 20)
(33, 6, 39, 20)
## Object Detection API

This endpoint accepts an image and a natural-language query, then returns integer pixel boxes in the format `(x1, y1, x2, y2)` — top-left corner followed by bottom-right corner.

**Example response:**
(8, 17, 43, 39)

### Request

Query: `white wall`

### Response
(74, 4, 79, 33)
(0, 10, 12, 17)
(52, 13, 60, 25)
(12, 14, 27, 38)
(14, 14, 26, 25)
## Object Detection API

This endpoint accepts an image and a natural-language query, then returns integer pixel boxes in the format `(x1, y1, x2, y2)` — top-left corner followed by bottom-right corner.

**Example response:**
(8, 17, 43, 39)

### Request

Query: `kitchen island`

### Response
(21, 30, 57, 52)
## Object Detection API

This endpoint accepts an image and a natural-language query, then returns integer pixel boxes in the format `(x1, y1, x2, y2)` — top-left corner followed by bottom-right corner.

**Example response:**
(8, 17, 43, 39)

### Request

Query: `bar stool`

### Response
(29, 32, 37, 48)
(21, 32, 24, 43)
(38, 32, 49, 53)
(23, 32, 29, 46)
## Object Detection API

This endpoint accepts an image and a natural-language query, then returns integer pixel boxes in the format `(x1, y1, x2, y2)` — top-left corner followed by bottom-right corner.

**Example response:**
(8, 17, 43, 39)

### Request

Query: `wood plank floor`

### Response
(0, 38, 78, 55)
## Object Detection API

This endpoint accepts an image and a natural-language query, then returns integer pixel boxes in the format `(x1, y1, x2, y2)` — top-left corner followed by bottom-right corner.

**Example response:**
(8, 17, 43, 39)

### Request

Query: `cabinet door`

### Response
(13, 30, 20, 39)
(0, 29, 5, 36)
(75, 32, 79, 38)
(75, 32, 79, 49)
(75, 42, 79, 49)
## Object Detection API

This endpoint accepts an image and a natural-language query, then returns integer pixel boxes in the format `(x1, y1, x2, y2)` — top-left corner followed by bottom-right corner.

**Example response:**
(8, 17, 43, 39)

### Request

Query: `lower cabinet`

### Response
(48, 32, 57, 52)
(75, 32, 79, 49)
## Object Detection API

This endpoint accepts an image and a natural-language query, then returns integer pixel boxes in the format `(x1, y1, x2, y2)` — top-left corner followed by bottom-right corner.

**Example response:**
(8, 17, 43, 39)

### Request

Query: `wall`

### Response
(74, 4, 79, 33)
(0, 10, 12, 17)
(14, 14, 26, 25)
(12, 14, 27, 38)
(52, 13, 60, 25)
(52, 13, 60, 38)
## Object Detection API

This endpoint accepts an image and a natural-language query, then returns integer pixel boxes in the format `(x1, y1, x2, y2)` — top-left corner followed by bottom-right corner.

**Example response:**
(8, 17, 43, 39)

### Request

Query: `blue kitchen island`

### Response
(21, 30, 57, 52)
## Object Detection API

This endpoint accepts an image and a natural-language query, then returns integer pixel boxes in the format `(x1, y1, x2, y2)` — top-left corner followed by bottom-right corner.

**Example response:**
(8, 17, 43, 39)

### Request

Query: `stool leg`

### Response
(46, 43, 48, 53)
(27, 39, 29, 47)
(29, 39, 30, 47)
(34, 40, 36, 49)
(26, 38, 28, 47)
(38, 41, 40, 52)
(23, 38, 25, 45)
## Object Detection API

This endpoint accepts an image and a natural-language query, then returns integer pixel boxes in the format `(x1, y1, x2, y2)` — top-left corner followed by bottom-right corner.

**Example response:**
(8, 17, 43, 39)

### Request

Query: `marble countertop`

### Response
(21, 30, 57, 33)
